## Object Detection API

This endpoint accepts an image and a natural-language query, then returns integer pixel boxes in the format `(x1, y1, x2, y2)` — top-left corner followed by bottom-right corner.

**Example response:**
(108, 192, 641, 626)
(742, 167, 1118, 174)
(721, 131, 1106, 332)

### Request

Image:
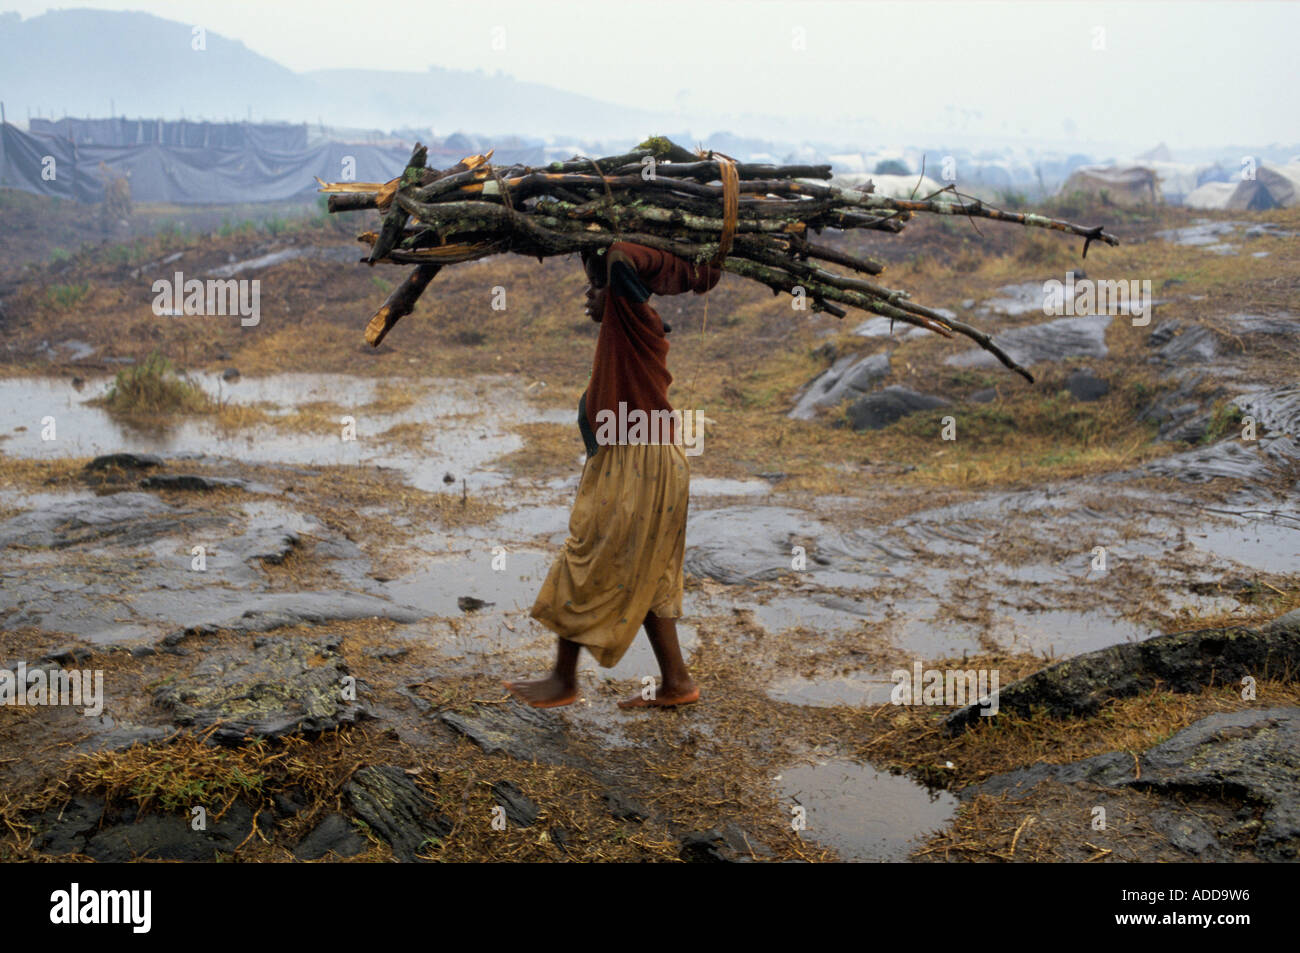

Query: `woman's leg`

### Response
(618, 612, 700, 708)
(503, 636, 581, 708)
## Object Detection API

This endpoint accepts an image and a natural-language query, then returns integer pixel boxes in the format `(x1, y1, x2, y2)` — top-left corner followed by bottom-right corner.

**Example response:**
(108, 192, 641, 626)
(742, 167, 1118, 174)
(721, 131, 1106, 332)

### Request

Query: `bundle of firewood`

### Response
(318, 136, 1118, 381)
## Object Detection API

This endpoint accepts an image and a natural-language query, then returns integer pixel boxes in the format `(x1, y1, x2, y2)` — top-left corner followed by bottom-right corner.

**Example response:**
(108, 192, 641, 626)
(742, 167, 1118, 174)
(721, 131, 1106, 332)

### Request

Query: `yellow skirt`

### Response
(530, 442, 690, 667)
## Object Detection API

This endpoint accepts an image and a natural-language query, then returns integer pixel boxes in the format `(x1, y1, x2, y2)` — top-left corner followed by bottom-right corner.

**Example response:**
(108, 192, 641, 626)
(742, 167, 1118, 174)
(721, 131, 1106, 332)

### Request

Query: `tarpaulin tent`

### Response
(1183, 181, 1236, 210)
(1225, 164, 1300, 210)
(29, 117, 310, 151)
(0, 121, 101, 202)
(1057, 166, 1160, 206)
(0, 121, 410, 204)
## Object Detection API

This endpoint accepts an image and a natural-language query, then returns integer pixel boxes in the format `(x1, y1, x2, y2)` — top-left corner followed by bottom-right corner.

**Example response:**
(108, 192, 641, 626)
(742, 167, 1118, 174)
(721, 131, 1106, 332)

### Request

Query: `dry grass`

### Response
(846, 677, 1300, 791)
(499, 421, 585, 478)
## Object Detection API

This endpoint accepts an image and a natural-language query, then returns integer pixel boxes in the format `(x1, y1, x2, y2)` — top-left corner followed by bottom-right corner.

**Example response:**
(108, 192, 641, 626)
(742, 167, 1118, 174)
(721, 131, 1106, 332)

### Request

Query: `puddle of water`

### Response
(1190, 517, 1300, 571)
(0, 374, 560, 492)
(767, 673, 895, 708)
(479, 505, 571, 545)
(985, 608, 1155, 657)
(751, 595, 879, 637)
(382, 550, 552, 617)
(1156, 221, 1248, 247)
(891, 614, 984, 659)
(777, 757, 958, 861)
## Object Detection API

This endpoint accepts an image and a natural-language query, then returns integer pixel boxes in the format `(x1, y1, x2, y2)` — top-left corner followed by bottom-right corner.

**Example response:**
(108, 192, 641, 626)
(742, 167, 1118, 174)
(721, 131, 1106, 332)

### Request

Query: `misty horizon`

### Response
(1, 1, 1298, 158)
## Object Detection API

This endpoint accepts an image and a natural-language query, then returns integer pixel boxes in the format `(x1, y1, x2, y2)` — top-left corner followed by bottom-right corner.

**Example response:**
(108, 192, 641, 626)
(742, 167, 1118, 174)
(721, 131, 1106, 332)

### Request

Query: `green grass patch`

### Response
(45, 281, 91, 311)
(1201, 399, 1245, 444)
(98, 351, 213, 418)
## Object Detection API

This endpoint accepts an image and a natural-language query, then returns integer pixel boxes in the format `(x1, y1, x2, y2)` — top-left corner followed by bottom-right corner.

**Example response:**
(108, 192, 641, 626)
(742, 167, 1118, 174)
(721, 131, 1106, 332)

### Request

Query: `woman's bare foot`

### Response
(617, 679, 700, 709)
(502, 674, 578, 709)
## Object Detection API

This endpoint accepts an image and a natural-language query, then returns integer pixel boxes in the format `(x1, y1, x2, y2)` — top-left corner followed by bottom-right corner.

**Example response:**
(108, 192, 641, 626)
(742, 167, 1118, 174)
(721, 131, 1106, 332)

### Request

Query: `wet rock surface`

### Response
(0, 486, 425, 642)
(140, 473, 249, 492)
(1065, 369, 1110, 402)
(440, 701, 569, 762)
(684, 505, 833, 584)
(30, 795, 106, 856)
(345, 765, 451, 862)
(789, 352, 891, 420)
(947, 609, 1300, 732)
(1135, 707, 1300, 860)
(492, 781, 540, 827)
(846, 386, 949, 431)
(679, 825, 760, 862)
(964, 708, 1300, 861)
(32, 795, 272, 861)
(1138, 386, 1300, 484)
(154, 635, 372, 744)
(0, 491, 206, 550)
(946, 314, 1111, 369)
(85, 452, 163, 472)
(293, 813, 367, 860)
(1147, 320, 1218, 365)
(1, 324, 1296, 863)
(85, 802, 270, 862)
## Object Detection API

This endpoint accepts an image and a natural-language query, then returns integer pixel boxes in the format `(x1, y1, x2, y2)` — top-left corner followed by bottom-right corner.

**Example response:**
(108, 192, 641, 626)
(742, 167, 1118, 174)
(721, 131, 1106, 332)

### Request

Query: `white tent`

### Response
(1145, 161, 1203, 203)
(1183, 181, 1236, 210)
(1225, 164, 1300, 210)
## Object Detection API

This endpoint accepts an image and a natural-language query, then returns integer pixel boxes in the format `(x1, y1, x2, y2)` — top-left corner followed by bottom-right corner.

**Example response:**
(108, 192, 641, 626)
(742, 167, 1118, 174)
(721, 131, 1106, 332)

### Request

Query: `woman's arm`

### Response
(608, 241, 721, 296)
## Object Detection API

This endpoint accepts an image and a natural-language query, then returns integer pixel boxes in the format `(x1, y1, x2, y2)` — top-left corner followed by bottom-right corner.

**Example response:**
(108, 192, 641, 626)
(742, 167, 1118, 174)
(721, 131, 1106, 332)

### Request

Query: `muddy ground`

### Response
(0, 194, 1297, 862)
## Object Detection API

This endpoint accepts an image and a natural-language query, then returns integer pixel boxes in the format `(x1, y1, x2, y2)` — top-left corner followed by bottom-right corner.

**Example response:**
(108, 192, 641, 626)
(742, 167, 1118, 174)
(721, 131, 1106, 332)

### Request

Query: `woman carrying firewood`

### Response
(504, 241, 720, 709)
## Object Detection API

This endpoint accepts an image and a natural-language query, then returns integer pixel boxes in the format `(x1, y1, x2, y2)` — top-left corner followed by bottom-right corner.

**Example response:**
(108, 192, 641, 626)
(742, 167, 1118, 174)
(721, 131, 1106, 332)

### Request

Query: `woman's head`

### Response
(582, 249, 607, 322)
(581, 248, 607, 289)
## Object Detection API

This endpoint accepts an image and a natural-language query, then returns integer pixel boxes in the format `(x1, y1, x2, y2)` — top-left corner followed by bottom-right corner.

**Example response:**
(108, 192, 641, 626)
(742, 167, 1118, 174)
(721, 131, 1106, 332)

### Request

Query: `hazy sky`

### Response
(7, 1, 1298, 149)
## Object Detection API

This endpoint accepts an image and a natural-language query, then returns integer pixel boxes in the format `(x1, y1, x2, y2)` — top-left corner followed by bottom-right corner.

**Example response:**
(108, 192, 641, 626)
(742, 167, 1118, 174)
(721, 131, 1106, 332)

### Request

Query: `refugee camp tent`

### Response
(1057, 165, 1160, 206)
(1197, 164, 1232, 186)
(1183, 181, 1237, 210)
(1145, 161, 1202, 203)
(1225, 163, 1300, 210)
(29, 117, 309, 151)
(0, 120, 410, 204)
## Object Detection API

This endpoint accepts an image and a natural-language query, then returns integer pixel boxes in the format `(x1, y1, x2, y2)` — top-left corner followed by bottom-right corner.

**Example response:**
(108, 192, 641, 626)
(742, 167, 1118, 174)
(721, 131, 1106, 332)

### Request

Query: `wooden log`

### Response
(607, 159, 833, 181)
(328, 192, 379, 213)
(365, 263, 441, 346)
(369, 143, 427, 266)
